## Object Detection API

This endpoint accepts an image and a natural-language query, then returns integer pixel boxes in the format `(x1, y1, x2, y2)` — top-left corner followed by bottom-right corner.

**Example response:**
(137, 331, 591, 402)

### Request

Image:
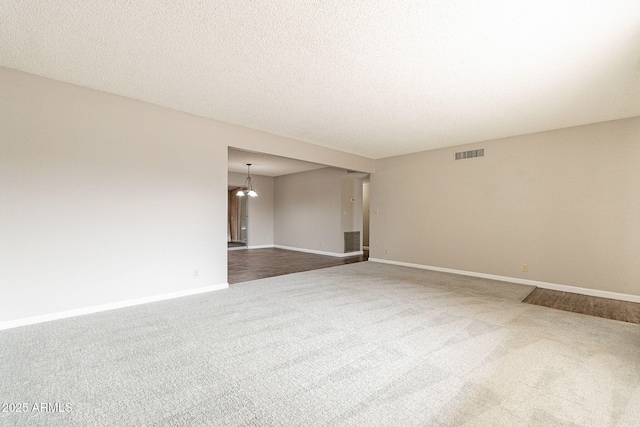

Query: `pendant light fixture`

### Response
(236, 163, 258, 197)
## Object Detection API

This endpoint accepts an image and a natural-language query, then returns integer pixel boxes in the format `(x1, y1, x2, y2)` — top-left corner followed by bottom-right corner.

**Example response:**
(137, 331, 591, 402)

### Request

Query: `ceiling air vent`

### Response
(454, 148, 485, 161)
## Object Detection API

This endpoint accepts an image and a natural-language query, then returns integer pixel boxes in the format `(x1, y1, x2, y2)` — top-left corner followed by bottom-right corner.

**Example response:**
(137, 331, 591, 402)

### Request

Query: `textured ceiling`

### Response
(2, 1, 639, 159)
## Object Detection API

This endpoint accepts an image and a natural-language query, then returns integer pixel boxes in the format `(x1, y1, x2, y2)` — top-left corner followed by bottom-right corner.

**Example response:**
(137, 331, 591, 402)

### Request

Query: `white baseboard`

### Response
(274, 245, 363, 258)
(0, 283, 229, 331)
(247, 244, 275, 249)
(227, 246, 248, 251)
(368, 258, 640, 303)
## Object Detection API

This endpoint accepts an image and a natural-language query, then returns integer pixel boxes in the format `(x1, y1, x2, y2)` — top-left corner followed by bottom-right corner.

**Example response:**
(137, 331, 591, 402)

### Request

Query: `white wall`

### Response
(228, 172, 274, 247)
(0, 69, 228, 323)
(370, 116, 640, 297)
(241, 169, 363, 255)
(0, 67, 373, 325)
(274, 168, 347, 254)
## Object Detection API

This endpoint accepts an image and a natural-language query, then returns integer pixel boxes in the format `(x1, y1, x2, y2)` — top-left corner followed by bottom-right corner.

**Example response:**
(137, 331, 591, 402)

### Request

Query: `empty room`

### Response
(1, 1, 639, 426)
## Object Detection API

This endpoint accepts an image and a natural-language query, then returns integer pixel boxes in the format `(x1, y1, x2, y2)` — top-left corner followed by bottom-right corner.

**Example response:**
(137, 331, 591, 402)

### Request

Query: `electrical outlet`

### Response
(522, 264, 528, 272)
(385, 248, 388, 255)
(319, 242, 322, 247)
(193, 270, 199, 278)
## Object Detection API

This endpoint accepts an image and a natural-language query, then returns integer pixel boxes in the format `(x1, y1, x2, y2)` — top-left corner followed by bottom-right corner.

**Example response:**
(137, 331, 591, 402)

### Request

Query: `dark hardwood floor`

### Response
(523, 288, 640, 324)
(228, 248, 368, 284)
(227, 241, 246, 248)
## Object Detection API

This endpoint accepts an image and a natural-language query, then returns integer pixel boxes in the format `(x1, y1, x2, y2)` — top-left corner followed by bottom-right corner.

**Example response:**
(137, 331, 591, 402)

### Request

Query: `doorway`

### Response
(228, 187, 248, 248)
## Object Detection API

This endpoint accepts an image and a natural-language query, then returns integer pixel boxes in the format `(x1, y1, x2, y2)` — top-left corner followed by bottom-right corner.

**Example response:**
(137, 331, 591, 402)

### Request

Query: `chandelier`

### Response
(236, 163, 258, 197)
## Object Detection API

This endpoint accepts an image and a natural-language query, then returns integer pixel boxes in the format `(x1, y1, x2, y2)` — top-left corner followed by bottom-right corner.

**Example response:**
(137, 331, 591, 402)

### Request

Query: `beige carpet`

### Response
(1, 262, 639, 426)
